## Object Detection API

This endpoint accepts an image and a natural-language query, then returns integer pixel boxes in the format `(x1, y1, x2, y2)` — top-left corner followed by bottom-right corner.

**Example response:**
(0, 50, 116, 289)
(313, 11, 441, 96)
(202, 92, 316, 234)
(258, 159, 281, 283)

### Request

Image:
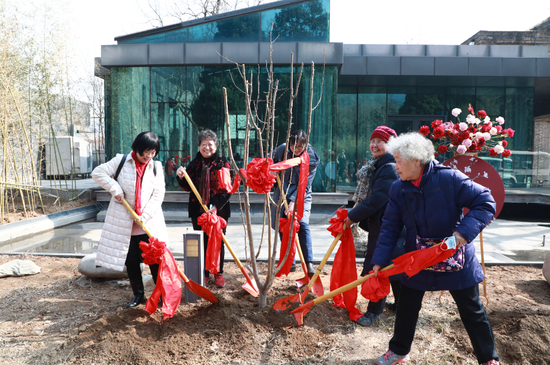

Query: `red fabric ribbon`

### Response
(139, 237, 182, 319)
(218, 167, 242, 194)
(361, 240, 458, 302)
(131, 151, 149, 215)
(276, 216, 300, 277)
(275, 153, 311, 277)
(197, 212, 227, 274)
(241, 158, 276, 194)
(328, 209, 363, 321)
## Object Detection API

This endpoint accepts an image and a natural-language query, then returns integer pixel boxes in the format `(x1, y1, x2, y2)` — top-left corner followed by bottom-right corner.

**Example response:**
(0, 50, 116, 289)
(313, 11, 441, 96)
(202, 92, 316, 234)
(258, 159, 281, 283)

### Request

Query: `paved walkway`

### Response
(1, 178, 545, 264)
(3, 216, 548, 265)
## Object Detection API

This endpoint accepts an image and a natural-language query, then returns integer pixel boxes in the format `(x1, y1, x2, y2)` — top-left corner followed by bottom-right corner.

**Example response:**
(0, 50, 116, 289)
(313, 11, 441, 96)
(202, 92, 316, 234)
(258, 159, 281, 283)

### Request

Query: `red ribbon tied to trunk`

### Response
(328, 209, 363, 321)
(139, 237, 182, 319)
(197, 212, 228, 275)
(240, 158, 276, 194)
(276, 216, 300, 276)
(361, 238, 458, 302)
(275, 152, 310, 276)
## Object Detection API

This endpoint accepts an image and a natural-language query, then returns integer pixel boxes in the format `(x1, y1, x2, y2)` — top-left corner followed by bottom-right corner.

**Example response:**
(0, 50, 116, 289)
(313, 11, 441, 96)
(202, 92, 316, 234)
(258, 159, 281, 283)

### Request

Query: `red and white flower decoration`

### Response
(419, 104, 514, 157)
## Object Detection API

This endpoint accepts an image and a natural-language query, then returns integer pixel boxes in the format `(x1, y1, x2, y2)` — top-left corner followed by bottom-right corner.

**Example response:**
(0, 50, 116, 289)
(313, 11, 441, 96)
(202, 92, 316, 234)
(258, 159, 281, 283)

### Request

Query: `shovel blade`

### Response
(272, 293, 302, 312)
(296, 276, 309, 288)
(290, 300, 314, 326)
(242, 282, 259, 297)
(186, 280, 218, 303)
(311, 276, 324, 297)
(292, 307, 311, 326)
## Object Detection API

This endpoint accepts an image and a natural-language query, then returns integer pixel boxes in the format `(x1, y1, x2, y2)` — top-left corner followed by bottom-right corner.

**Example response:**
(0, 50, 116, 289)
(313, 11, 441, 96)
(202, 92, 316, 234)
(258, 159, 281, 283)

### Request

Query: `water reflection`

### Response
(25, 237, 98, 254)
(502, 250, 547, 262)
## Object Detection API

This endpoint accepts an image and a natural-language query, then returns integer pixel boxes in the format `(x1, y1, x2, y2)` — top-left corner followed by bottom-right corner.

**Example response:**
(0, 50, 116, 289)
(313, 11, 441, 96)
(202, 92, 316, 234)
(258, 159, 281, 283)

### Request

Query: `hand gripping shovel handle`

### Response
(121, 199, 218, 303)
(181, 171, 259, 297)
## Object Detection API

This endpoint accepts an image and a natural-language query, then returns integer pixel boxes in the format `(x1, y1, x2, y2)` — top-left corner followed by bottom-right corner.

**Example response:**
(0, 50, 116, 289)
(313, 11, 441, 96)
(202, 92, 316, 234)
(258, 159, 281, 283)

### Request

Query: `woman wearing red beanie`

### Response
(343, 125, 402, 327)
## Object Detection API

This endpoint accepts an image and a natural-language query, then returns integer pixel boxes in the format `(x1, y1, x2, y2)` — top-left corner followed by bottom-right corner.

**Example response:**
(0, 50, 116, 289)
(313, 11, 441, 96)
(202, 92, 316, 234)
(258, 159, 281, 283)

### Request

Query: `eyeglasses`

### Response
(139, 150, 156, 158)
(370, 140, 386, 146)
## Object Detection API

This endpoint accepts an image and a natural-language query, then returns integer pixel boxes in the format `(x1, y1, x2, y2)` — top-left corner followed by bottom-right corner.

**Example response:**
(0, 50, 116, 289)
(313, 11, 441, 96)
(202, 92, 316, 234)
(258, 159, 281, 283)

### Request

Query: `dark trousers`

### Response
(277, 220, 314, 264)
(125, 234, 159, 294)
(192, 217, 226, 276)
(389, 284, 499, 364)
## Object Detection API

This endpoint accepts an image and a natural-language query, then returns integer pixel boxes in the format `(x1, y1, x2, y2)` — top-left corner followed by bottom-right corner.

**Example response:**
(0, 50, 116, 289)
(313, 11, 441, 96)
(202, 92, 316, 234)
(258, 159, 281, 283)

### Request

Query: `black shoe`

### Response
(307, 262, 315, 277)
(290, 263, 297, 272)
(126, 295, 146, 308)
(385, 301, 397, 311)
(356, 311, 381, 327)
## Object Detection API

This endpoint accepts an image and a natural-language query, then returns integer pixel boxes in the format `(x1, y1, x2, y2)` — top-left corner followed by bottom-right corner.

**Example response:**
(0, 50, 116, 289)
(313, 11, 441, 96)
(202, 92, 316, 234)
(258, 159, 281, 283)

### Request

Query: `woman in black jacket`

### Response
(176, 130, 232, 288)
(344, 126, 401, 327)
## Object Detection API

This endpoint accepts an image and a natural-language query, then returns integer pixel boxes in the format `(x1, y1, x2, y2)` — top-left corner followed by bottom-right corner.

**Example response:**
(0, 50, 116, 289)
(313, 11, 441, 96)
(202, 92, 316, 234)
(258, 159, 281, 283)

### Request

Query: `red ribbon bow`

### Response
(139, 237, 182, 319)
(197, 212, 228, 274)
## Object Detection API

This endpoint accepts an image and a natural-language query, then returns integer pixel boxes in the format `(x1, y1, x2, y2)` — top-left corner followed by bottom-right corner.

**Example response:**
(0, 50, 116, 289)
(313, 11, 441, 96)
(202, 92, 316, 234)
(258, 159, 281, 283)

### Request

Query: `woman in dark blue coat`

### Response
(343, 126, 401, 327)
(371, 132, 499, 365)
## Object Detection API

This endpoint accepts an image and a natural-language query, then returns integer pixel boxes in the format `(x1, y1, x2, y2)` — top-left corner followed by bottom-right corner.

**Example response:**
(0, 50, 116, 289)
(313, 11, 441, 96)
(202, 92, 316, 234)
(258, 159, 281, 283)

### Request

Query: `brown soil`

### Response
(0, 255, 549, 365)
(0, 198, 95, 224)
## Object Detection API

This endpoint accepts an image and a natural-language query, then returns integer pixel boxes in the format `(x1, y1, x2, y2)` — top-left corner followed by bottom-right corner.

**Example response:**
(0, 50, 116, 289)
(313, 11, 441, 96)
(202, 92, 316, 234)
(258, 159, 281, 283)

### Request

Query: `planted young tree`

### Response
(220, 40, 323, 308)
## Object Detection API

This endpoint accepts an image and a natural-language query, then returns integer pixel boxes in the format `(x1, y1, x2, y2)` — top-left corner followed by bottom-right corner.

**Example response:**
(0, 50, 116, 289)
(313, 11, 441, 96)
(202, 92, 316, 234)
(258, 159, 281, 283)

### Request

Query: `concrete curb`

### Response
(0, 205, 101, 243)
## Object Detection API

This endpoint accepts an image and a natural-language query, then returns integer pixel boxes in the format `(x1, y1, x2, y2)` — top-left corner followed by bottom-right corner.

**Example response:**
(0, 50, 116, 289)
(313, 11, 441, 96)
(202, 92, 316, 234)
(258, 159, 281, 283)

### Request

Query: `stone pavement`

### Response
(2, 213, 548, 265)
(0, 178, 547, 264)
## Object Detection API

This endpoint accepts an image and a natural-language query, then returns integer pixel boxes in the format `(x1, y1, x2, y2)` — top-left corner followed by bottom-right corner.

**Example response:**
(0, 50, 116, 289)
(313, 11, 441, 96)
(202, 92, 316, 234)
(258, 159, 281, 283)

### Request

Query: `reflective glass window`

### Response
(188, 13, 260, 43)
(358, 86, 387, 160)
(119, 28, 188, 44)
(476, 87, 505, 119)
(337, 87, 357, 189)
(505, 87, 533, 152)
(446, 87, 476, 121)
(261, 0, 329, 42)
(107, 67, 150, 159)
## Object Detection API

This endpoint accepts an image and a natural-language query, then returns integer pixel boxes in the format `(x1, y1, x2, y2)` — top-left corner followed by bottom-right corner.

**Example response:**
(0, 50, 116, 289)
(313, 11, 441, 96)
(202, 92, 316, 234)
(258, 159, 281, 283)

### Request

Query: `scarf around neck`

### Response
(353, 157, 378, 203)
(132, 151, 150, 215)
(200, 157, 212, 210)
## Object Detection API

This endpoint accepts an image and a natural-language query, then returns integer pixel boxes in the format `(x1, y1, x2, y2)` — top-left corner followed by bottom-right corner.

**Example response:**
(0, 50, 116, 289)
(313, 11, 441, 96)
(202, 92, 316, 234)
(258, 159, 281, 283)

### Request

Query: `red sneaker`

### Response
(214, 273, 225, 288)
(204, 276, 209, 287)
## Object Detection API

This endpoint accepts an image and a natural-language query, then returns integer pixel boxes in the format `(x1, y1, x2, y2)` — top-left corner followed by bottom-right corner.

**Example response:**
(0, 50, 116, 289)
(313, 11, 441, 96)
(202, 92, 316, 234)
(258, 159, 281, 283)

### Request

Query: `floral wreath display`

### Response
(419, 104, 515, 157)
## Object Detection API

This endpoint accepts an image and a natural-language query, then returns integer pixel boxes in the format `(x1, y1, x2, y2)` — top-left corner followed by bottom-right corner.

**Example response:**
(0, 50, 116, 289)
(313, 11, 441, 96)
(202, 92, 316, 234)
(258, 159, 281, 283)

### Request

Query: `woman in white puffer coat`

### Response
(92, 131, 169, 308)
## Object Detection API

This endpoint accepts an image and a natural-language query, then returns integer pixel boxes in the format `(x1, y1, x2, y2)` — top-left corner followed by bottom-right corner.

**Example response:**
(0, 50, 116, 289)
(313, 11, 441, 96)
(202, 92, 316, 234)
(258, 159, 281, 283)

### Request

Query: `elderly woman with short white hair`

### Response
(371, 132, 500, 365)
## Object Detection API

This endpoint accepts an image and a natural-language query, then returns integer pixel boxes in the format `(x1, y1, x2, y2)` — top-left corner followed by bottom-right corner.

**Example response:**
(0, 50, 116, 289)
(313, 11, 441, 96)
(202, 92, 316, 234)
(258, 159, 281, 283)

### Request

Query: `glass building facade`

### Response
(101, 0, 545, 193)
(336, 84, 534, 191)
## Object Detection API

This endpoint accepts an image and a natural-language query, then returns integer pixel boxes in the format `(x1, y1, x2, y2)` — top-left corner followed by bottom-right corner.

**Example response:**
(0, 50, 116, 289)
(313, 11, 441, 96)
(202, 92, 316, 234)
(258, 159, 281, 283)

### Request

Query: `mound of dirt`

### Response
(0, 255, 549, 364)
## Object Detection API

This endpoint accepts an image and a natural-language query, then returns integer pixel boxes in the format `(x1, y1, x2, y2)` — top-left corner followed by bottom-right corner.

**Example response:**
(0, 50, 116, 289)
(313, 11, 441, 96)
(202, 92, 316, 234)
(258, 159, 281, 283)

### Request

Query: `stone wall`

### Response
(462, 17, 550, 56)
(533, 114, 550, 187)
(534, 114, 550, 154)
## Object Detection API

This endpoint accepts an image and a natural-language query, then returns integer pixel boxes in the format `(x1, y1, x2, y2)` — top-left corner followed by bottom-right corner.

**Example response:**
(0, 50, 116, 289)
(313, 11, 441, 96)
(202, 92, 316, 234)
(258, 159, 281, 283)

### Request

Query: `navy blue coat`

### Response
(271, 144, 320, 225)
(348, 153, 398, 250)
(371, 160, 496, 291)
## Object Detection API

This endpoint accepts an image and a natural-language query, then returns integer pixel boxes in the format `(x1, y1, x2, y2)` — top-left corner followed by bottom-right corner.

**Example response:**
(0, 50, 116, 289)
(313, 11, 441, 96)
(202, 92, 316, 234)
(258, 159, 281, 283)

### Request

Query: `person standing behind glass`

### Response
(271, 130, 320, 275)
(343, 126, 401, 327)
(176, 130, 232, 289)
(92, 131, 168, 309)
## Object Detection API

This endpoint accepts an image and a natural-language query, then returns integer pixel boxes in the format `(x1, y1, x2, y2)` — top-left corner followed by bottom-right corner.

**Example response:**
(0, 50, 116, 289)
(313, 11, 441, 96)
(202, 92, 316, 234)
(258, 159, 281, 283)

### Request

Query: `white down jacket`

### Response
(92, 153, 169, 272)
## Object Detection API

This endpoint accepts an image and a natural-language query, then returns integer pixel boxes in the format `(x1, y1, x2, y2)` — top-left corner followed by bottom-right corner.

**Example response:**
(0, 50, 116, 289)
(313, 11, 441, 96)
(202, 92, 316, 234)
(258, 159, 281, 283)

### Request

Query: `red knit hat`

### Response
(371, 126, 397, 142)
